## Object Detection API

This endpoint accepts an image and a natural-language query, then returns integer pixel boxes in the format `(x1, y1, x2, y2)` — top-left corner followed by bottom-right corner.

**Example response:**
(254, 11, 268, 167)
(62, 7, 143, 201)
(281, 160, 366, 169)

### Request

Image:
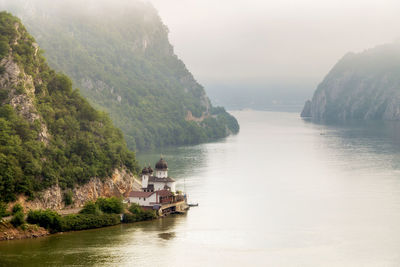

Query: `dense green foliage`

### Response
(79, 198, 124, 216)
(0, 202, 8, 219)
(95, 197, 124, 214)
(79, 201, 102, 215)
(27, 209, 62, 232)
(63, 190, 73, 206)
(27, 208, 120, 233)
(2, 0, 239, 151)
(123, 203, 157, 223)
(0, 12, 139, 202)
(61, 213, 120, 231)
(10, 211, 25, 227)
(12, 203, 23, 215)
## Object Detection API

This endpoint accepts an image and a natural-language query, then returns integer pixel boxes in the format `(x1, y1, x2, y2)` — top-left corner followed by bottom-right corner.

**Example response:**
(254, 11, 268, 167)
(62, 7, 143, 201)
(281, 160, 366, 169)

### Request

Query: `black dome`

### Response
(141, 167, 149, 174)
(155, 158, 168, 170)
(147, 166, 154, 173)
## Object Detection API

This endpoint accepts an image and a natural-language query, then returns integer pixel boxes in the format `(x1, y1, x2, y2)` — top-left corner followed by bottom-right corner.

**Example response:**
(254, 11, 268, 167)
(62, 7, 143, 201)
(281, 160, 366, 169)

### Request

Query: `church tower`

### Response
(141, 167, 149, 189)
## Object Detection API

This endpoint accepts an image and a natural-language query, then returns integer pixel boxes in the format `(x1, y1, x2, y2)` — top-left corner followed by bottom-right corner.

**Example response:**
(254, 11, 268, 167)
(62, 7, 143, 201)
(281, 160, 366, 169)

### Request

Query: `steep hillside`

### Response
(0, 12, 139, 204)
(301, 43, 400, 122)
(2, 0, 239, 151)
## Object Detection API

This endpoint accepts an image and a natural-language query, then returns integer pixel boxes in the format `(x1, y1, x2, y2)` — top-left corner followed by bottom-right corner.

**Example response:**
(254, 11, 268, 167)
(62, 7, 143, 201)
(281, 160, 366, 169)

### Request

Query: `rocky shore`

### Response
(0, 221, 48, 241)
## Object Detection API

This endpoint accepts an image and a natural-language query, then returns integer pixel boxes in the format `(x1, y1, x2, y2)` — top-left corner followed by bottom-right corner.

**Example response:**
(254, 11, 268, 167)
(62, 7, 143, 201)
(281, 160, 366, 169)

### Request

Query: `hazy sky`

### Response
(148, 0, 400, 92)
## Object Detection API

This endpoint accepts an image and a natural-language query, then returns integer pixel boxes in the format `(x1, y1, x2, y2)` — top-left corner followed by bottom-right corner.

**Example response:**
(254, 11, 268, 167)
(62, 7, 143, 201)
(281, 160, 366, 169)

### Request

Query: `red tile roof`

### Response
(156, 190, 174, 197)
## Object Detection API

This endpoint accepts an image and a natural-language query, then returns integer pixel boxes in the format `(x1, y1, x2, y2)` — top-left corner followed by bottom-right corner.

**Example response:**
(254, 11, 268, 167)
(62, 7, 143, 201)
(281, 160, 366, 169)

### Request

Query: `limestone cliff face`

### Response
(301, 43, 400, 122)
(12, 168, 142, 211)
(0, 13, 140, 207)
(0, 24, 49, 143)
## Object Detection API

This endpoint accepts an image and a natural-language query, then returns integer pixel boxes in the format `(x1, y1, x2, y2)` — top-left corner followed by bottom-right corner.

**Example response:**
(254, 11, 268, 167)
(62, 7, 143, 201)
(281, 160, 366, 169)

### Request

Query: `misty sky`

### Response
(148, 0, 400, 93)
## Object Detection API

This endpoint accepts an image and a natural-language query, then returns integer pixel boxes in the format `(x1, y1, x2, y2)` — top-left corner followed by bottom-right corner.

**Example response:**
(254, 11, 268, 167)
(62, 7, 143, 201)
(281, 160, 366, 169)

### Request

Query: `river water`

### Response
(2, 110, 400, 266)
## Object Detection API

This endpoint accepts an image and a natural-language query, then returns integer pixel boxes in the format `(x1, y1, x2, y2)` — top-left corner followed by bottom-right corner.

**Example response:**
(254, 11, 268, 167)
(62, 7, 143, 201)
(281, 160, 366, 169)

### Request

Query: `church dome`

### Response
(155, 158, 168, 170)
(147, 166, 153, 173)
(141, 167, 149, 174)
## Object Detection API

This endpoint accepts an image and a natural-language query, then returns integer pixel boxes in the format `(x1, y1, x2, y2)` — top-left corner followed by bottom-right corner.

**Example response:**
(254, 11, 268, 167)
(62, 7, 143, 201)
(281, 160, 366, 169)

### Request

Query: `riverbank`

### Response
(0, 221, 48, 241)
(0, 197, 163, 241)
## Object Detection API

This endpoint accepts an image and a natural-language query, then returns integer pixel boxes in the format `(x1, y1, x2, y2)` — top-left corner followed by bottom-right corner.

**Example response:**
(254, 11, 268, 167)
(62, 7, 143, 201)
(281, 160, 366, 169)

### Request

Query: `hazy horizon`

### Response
(148, 0, 400, 108)
(2, 0, 400, 109)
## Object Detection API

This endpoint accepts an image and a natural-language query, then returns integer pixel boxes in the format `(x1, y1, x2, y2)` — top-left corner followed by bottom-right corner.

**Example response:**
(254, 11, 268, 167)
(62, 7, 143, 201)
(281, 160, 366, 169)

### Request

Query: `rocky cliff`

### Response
(0, 12, 140, 205)
(301, 43, 400, 122)
(10, 168, 141, 211)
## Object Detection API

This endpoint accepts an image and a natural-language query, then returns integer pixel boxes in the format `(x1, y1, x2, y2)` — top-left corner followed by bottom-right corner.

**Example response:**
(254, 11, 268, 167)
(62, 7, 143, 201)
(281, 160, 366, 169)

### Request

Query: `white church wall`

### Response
(156, 170, 168, 178)
(129, 193, 156, 206)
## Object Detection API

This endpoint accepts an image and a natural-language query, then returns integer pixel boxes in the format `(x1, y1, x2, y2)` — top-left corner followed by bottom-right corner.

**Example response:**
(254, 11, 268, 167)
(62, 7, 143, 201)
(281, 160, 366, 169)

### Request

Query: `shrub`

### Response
(27, 208, 121, 233)
(12, 203, 23, 215)
(61, 213, 120, 231)
(11, 211, 24, 227)
(63, 190, 73, 206)
(0, 202, 7, 219)
(95, 197, 123, 214)
(123, 204, 157, 223)
(27, 209, 62, 233)
(79, 201, 102, 215)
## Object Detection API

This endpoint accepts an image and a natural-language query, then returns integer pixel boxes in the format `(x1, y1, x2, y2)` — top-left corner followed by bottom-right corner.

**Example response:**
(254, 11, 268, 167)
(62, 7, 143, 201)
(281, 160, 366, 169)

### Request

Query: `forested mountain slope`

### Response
(0, 12, 139, 203)
(301, 43, 400, 122)
(1, 0, 239, 151)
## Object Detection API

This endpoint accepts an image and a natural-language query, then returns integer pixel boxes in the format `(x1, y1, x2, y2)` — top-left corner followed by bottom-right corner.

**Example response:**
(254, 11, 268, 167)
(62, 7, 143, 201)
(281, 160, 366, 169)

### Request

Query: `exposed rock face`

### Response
(12, 168, 142, 211)
(0, 26, 50, 143)
(185, 110, 209, 122)
(301, 43, 400, 122)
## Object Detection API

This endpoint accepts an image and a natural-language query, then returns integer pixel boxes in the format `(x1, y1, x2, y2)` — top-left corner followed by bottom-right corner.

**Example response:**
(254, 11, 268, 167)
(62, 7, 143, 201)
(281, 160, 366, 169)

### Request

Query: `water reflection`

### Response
(158, 232, 176, 241)
(3, 111, 400, 266)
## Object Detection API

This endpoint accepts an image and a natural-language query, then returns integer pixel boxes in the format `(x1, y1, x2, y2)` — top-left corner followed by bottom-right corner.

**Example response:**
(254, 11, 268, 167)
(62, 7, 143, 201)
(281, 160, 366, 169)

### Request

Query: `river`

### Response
(2, 110, 400, 266)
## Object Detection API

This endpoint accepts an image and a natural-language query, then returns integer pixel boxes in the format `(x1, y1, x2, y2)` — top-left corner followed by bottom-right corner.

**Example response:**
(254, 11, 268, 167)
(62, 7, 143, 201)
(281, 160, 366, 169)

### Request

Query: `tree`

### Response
(11, 211, 24, 227)
(12, 203, 23, 214)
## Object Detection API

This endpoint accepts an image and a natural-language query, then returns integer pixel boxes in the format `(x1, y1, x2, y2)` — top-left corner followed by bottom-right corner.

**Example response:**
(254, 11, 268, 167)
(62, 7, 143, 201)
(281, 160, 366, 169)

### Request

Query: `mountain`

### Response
(301, 43, 400, 122)
(1, 0, 239, 151)
(0, 11, 140, 205)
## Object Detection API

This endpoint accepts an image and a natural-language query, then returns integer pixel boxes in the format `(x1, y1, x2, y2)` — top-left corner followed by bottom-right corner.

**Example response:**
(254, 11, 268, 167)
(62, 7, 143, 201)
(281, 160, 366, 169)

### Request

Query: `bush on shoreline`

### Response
(10, 211, 25, 227)
(27, 209, 120, 233)
(27, 209, 62, 233)
(122, 204, 157, 223)
(62, 214, 120, 231)
(96, 197, 123, 214)
(25, 198, 157, 233)
(79, 201, 102, 215)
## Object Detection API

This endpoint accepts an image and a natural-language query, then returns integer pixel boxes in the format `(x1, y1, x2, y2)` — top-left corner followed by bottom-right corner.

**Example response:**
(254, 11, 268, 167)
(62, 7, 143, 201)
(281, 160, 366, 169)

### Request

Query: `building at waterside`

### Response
(126, 158, 187, 214)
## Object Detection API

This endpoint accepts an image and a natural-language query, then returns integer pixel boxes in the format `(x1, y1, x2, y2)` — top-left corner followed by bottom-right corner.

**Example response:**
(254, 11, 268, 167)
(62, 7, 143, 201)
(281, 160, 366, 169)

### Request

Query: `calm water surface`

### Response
(2, 110, 400, 266)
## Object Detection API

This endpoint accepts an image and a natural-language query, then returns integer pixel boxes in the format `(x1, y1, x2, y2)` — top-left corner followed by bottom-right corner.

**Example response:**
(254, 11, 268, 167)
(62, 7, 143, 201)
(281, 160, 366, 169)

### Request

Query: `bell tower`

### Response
(141, 167, 149, 189)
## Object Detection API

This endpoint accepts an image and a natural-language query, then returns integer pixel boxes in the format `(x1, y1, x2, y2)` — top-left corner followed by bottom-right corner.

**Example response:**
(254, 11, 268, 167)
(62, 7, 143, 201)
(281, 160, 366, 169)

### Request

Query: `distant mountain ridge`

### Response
(301, 43, 400, 122)
(1, 0, 239, 151)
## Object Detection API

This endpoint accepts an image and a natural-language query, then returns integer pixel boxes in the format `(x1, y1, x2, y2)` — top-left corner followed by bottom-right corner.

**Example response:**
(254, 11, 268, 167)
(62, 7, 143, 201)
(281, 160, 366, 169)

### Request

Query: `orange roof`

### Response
(156, 190, 174, 197)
